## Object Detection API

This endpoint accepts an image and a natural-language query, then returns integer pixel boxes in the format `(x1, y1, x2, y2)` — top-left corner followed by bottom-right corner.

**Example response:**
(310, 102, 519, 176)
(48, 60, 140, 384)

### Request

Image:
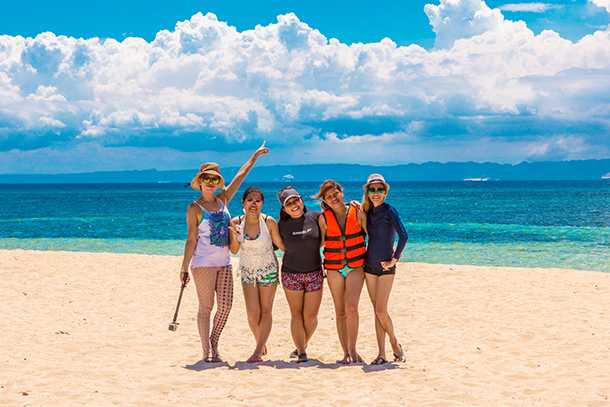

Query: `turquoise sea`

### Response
(1, 181, 609, 272)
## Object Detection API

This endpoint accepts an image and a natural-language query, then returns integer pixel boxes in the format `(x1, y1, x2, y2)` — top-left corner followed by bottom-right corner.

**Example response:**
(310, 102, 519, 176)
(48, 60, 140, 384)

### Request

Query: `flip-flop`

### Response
(262, 345, 267, 356)
(393, 344, 406, 363)
(246, 355, 263, 363)
(371, 356, 388, 365)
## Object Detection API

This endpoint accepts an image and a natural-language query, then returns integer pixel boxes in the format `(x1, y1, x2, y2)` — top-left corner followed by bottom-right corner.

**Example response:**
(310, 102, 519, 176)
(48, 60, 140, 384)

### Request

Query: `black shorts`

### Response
(364, 265, 396, 276)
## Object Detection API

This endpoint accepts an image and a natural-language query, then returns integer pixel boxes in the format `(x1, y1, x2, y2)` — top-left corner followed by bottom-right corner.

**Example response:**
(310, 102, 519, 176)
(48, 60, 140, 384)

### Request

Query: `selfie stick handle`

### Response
(171, 275, 188, 324)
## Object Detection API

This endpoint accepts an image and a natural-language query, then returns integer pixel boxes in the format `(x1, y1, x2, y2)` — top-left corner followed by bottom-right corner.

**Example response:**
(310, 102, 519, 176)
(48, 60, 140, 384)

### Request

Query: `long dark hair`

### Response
(242, 187, 264, 202)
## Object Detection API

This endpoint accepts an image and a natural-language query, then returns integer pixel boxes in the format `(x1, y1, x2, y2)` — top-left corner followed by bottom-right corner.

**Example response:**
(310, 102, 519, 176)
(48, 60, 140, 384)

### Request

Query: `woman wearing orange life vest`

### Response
(314, 180, 367, 364)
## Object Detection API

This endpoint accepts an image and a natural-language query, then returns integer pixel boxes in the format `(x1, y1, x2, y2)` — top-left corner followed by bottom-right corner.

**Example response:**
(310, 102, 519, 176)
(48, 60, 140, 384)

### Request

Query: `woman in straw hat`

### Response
(361, 173, 408, 365)
(179, 142, 269, 363)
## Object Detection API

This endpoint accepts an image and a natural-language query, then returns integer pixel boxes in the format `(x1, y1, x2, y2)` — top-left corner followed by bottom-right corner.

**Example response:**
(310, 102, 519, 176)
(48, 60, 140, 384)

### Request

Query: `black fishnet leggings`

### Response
(191, 265, 234, 355)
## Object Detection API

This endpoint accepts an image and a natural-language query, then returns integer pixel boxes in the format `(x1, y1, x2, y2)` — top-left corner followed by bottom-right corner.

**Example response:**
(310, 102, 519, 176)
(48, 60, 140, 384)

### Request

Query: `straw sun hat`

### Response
(190, 163, 225, 190)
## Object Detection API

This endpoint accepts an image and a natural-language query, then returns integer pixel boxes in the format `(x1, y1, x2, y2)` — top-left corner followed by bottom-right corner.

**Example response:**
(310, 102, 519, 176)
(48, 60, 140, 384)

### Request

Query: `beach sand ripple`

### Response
(1, 250, 609, 406)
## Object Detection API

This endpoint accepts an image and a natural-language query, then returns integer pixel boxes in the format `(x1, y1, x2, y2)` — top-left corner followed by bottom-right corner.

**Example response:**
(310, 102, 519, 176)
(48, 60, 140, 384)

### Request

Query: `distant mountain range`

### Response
(2, 159, 610, 183)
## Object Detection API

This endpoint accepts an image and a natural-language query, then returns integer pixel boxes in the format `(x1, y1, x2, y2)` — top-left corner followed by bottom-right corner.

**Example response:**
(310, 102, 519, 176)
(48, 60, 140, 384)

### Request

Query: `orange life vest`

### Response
(323, 205, 366, 269)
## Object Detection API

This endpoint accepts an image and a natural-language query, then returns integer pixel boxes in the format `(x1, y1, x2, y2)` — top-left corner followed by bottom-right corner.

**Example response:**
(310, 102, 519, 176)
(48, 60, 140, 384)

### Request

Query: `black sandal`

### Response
(204, 352, 222, 363)
(371, 356, 388, 365)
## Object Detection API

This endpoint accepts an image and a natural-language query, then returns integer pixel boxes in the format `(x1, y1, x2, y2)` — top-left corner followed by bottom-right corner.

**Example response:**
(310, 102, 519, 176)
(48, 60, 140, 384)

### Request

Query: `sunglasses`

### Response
(368, 187, 386, 194)
(202, 176, 220, 184)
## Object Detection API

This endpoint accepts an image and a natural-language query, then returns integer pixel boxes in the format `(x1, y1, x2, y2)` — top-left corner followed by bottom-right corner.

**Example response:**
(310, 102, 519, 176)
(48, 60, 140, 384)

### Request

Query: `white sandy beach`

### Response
(1, 249, 609, 406)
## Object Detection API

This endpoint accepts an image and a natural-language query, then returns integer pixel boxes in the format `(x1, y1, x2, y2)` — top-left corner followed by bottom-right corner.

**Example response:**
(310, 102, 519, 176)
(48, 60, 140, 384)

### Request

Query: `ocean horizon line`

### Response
(1, 159, 610, 183)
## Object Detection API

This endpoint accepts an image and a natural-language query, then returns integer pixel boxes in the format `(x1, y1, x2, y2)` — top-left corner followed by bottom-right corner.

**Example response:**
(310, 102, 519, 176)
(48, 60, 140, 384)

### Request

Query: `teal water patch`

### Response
(405, 222, 610, 272)
(0, 238, 185, 256)
(2, 181, 608, 272)
(407, 241, 609, 272)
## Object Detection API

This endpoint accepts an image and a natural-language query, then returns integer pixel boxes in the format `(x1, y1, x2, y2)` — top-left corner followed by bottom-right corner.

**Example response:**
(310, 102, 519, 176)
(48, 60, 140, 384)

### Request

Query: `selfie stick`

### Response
(168, 273, 188, 331)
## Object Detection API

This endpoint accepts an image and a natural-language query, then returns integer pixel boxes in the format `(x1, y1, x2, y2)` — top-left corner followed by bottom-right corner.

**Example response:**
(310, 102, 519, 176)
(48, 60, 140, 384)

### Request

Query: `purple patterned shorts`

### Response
(281, 269, 324, 292)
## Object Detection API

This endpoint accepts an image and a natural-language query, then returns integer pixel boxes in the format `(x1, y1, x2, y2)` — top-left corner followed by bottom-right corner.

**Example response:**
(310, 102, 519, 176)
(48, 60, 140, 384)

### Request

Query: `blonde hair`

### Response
(362, 189, 374, 213)
(312, 180, 343, 211)
(362, 184, 387, 213)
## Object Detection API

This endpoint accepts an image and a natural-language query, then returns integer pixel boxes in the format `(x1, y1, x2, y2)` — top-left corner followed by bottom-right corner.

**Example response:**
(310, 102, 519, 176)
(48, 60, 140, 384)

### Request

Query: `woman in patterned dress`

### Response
(229, 187, 284, 363)
(179, 142, 268, 363)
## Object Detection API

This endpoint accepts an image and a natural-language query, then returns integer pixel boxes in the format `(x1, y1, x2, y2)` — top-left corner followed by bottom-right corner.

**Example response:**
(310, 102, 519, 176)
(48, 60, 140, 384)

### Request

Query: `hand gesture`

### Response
(228, 220, 244, 243)
(380, 258, 397, 271)
(254, 141, 269, 159)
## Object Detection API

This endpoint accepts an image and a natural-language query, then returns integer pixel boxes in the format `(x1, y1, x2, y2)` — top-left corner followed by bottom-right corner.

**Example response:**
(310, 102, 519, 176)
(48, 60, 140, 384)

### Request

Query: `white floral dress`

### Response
(237, 214, 279, 286)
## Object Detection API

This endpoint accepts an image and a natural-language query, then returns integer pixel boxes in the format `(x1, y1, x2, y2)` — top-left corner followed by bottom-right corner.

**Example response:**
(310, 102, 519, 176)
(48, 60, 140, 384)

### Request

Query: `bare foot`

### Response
(349, 353, 364, 364)
(337, 355, 350, 365)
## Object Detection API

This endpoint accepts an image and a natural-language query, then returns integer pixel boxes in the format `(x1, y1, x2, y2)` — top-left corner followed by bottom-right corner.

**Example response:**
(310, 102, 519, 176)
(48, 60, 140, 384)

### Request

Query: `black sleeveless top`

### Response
(278, 211, 322, 273)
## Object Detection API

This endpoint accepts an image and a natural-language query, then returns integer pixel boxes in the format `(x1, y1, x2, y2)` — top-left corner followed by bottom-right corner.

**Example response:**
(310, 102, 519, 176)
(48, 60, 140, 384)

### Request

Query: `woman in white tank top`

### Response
(229, 187, 285, 363)
(179, 142, 269, 363)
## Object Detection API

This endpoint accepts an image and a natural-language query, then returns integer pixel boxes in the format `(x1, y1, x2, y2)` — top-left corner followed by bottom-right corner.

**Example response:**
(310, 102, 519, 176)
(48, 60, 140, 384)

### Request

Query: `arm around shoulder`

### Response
(357, 208, 367, 235)
(265, 215, 285, 252)
(318, 214, 327, 248)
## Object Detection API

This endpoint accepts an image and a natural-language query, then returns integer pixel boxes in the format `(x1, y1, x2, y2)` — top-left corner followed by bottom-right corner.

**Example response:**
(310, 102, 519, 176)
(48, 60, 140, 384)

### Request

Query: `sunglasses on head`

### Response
(276, 185, 294, 196)
(202, 175, 220, 184)
(368, 187, 386, 194)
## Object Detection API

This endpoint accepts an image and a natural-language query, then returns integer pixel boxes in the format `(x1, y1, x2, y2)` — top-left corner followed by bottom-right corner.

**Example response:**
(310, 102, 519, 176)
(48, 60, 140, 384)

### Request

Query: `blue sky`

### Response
(1, 0, 609, 173)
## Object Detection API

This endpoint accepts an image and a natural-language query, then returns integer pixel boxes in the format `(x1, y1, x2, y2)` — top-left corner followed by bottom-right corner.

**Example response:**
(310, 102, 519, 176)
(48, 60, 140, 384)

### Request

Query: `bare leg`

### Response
(365, 273, 387, 361)
(242, 282, 261, 345)
(345, 267, 365, 363)
(283, 287, 323, 355)
(302, 289, 323, 347)
(253, 284, 277, 357)
(191, 266, 218, 357)
(374, 274, 401, 357)
(326, 269, 349, 363)
(284, 288, 307, 354)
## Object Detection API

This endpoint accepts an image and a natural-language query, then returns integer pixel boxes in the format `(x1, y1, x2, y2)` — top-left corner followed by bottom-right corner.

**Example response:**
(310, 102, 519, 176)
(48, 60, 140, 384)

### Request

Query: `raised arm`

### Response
(265, 217, 285, 252)
(221, 142, 269, 203)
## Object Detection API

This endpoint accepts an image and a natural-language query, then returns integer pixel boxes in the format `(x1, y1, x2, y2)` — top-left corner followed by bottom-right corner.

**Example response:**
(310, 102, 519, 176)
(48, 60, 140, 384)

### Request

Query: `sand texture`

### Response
(1, 249, 609, 406)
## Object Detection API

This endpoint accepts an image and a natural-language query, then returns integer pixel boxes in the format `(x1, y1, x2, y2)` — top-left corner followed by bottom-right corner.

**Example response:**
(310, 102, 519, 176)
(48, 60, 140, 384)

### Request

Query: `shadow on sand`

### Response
(185, 358, 402, 372)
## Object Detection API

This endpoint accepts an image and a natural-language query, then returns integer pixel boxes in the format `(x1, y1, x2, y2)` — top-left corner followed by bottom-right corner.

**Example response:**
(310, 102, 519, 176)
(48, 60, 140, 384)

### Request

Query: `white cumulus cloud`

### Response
(589, 0, 610, 13)
(1, 0, 610, 173)
(499, 3, 562, 13)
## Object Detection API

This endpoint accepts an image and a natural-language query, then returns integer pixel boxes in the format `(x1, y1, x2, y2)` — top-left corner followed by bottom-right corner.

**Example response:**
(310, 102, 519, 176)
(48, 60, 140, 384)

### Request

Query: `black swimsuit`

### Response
(278, 211, 322, 274)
